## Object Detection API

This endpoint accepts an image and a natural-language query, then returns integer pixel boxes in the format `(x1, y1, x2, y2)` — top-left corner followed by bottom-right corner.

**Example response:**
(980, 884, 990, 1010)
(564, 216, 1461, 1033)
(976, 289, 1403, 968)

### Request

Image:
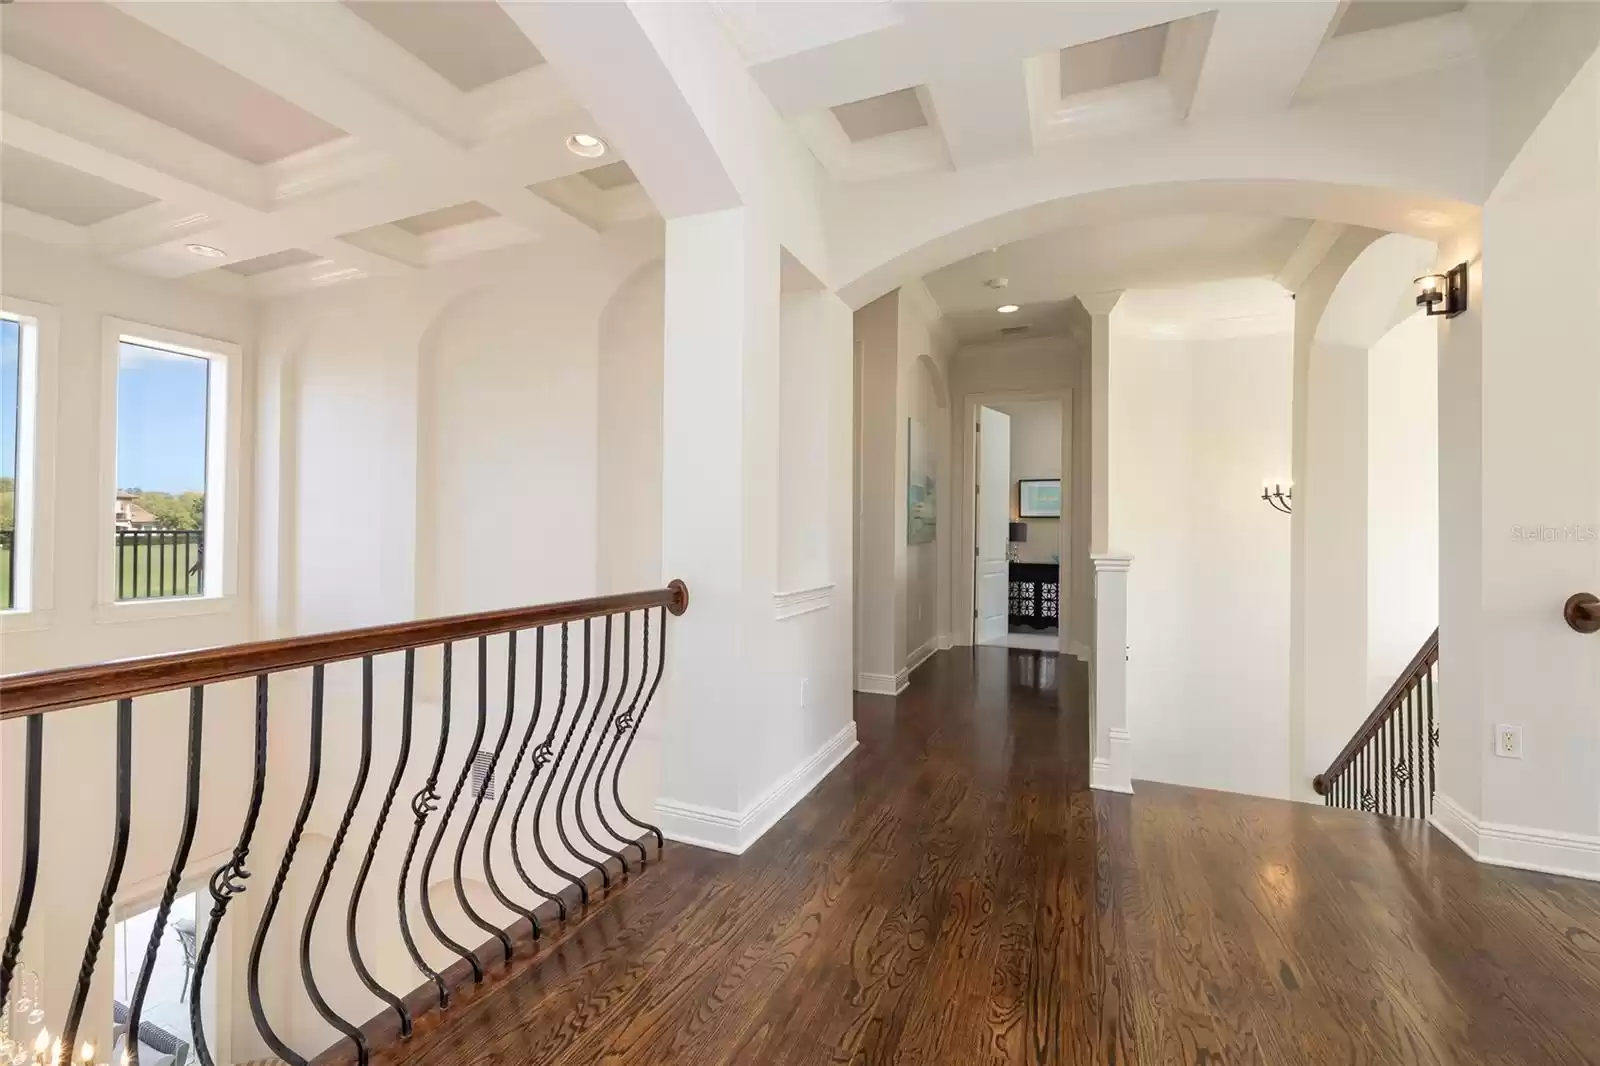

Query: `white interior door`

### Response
(975, 406, 1011, 644)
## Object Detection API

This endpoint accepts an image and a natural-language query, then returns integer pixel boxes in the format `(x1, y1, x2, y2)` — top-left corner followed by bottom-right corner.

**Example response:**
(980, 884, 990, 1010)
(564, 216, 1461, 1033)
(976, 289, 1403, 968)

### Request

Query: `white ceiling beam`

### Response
(1274, 220, 1349, 293)
(497, 1, 740, 220)
(115, 2, 595, 248)
(1186, 2, 1341, 116)
(922, 65, 1035, 170)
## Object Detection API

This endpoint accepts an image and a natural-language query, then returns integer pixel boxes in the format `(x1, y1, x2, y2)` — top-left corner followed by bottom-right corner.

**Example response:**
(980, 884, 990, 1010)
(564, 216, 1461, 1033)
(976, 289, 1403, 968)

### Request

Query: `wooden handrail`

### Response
(0, 579, 689, 719)
(1312, 627, 1438, 796)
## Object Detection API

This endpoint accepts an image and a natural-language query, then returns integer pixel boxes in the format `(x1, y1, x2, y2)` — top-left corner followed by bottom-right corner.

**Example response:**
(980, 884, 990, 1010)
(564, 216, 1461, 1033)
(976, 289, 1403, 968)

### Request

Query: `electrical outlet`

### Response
(799, 677, 809, 709)
(1494, 723, 1523, 759)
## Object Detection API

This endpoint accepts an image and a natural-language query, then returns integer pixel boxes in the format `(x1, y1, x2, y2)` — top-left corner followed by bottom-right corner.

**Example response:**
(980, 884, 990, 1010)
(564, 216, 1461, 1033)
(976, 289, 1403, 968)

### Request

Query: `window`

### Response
(0, 306, 43, 615)
(104, 321, 235, 607)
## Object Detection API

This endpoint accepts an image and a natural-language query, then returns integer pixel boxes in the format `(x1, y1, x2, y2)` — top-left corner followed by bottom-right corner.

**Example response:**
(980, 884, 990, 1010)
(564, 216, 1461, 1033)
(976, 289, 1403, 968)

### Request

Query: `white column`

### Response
(1079, 292, 1122, 554)
(1091, 553, 1134, 793)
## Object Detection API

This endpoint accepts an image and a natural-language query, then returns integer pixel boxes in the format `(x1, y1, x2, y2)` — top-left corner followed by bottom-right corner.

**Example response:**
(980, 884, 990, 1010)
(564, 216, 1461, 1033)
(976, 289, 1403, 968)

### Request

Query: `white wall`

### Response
(1110, 283, 1294, 799)
(599, 261, 665, 595)
(1366, 312, 1439, 706)
(992, 401, 1062, 565)
(0, 234, 261, 1058)
(897, 286, 951, 668)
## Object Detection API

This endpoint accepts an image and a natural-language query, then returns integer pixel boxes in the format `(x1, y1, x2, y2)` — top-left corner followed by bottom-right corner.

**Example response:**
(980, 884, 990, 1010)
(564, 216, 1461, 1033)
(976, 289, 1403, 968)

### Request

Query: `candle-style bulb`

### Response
(33, 1029, 50, 1054)
(79, 1041, 94, 1064)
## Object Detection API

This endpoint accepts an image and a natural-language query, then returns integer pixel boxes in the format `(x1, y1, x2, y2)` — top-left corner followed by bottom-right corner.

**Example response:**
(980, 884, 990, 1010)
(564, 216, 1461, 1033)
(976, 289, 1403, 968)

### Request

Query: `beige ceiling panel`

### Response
(223, 248, 324, 277)
(344, 1, 545, 91)
(830, 88, 928, 142)
(581, 161, 640, 191)
(1332, 1, 1468, 38)
(0, 1, 344, 164)
(392, 200, 500, 235)
(1059, 21, 1171, 98)
(0, 145, 157, 225)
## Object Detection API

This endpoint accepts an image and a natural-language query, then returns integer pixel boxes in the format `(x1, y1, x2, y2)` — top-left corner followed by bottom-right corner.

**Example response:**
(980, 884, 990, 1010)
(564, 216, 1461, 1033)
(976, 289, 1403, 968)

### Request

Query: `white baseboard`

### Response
(1090, 727, 1134, 794)
(937, 634, 953, 651)
(1431, 793, 1600, 882)
(906, 637, 937, 676)
(856, 672, 905, 696)
(655, 722, 859, 854)
(1067, 640, 1091, 662)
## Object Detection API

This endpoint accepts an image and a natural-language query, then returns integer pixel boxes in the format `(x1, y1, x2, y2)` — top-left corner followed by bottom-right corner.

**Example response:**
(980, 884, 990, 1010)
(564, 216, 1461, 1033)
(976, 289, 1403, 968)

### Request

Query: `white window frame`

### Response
(98, 318, 242, 621)
(0, 296, 59, 631)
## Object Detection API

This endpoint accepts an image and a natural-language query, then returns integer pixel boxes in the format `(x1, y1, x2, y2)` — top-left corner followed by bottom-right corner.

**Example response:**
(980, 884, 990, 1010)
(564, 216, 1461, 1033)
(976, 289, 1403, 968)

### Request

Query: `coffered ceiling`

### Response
(0, 0, 655, 298)
(714, 0, 1518, 181)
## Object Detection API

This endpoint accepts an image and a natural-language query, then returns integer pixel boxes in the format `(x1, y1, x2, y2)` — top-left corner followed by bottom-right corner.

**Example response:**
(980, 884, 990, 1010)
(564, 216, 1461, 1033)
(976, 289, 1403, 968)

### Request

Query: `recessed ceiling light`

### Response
(997, 304, 1020, 314)
(185, 243, 227, 258)
(985, 277, 1009, 290)
(566, 133, 608, 158)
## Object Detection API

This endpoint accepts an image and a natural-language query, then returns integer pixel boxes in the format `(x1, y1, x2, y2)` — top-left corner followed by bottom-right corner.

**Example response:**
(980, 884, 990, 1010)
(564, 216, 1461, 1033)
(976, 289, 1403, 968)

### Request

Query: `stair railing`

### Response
(0, 580, 688, 1066)
(1312, 628, 1438, 816)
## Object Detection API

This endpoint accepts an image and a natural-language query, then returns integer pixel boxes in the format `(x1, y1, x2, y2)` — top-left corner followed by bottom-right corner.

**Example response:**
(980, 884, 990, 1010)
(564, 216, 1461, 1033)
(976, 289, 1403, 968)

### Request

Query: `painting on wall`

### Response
(1018, 478, 1062, 518)
(907, 417, 937, 544)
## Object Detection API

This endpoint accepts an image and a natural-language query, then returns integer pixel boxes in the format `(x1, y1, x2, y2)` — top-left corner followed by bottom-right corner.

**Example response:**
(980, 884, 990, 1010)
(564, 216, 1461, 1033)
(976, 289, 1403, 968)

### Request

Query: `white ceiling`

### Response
(925, 212, 1313, 342)
(714, 0, 1512, 182)
(0, 0, 658, 298)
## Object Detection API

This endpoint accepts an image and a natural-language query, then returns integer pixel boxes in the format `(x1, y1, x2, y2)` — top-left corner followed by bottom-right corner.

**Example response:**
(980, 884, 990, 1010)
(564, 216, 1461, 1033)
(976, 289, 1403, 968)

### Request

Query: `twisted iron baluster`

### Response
(447, 636, 515, 963)
(477, 632, 542, 942)
(248, 667, 327, 1066)
(593, 609, 654, 865)
(349, 656, 414, 1037)
(612, 606, 667, 853)
(301, 661, 376, 1066)
(418, 644, 486, 982)
(128, 689, 203, 1066)
(0, 714, 42, 1011)
(491, 627, 565, 923)
(557, 614, 624, 883)
(395, 649, 453, 1007)
(191, 676, 268, 1066)
(61, 699, 133, 1057)
(581, 611, 642, 868)
(525, 623, 590, 905)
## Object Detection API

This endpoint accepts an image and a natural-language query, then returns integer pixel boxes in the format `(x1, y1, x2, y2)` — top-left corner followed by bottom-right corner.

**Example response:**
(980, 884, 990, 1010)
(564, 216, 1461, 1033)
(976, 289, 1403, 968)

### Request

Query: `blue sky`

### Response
(117, 342, 209, 493)
(2, 319, 17, 484)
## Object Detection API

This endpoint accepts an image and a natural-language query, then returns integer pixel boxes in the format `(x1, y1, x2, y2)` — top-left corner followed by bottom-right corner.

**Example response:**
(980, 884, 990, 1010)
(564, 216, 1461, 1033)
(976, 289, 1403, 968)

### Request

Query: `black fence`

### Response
(115, 528, 204, 601)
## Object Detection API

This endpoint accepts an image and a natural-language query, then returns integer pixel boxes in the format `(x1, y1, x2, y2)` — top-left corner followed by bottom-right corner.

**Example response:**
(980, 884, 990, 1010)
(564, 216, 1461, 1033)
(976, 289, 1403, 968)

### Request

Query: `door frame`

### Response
(956, 389, 1075, 653)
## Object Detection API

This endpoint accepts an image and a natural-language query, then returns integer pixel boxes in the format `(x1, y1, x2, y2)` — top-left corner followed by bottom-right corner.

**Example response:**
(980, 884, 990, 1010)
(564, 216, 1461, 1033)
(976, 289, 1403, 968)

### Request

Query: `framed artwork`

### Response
(907, 417, 936, 544)
(1018, 478, 1061, 518)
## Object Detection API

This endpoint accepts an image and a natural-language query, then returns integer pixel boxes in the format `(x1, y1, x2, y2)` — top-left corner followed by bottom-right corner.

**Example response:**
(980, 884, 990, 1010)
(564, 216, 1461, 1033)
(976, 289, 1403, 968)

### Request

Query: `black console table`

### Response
(1008, 562, 1059, 629)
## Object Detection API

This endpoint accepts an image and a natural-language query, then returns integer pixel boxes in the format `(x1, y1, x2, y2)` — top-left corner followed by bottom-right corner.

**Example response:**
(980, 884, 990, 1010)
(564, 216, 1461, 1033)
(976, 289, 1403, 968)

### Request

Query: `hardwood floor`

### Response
(378, 647, 1600, 1065)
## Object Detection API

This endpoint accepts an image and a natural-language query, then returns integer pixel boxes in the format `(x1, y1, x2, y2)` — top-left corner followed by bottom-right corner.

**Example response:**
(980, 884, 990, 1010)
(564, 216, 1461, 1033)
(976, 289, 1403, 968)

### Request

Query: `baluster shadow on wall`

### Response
(0, 582, 686, 1066)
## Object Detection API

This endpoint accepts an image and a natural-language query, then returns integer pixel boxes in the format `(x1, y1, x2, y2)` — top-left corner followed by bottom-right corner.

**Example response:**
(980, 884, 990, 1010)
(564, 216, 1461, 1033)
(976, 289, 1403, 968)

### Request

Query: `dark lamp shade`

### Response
(1008, 522, 1028, 543)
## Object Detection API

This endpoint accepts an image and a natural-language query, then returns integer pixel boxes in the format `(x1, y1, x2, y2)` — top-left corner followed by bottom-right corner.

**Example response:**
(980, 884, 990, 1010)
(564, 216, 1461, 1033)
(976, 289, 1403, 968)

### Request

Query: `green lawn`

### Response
(117, 538, 204, 600)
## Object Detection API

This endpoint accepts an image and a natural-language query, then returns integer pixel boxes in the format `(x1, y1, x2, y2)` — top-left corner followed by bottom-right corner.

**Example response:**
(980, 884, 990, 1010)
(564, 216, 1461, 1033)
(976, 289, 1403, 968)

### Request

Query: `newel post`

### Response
(1091, 553, 1134, 794)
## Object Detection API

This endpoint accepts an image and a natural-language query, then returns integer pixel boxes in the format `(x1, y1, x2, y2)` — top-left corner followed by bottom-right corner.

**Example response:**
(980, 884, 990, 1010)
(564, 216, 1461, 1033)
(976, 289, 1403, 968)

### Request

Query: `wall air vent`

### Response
(471, 750, 496, 800)
(1000, 325, 1031, 336)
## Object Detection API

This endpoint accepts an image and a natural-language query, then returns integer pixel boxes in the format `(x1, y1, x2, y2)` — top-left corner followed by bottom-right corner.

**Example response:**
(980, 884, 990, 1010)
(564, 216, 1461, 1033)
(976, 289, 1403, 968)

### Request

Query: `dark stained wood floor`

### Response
(380, 647, 1600, 1065)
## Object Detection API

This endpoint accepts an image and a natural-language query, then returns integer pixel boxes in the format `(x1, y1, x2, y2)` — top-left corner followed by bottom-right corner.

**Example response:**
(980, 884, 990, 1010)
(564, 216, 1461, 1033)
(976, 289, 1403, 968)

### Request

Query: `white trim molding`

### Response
(1068, 640, 1091, 662)
(906, 636, 938, 676)
(774, 583, 834, 620)
(655, 722, 859, 854)
(1431, 794, 1600, 883)
(856, 672, 905, 696)
(1090, 553, 1134, 794)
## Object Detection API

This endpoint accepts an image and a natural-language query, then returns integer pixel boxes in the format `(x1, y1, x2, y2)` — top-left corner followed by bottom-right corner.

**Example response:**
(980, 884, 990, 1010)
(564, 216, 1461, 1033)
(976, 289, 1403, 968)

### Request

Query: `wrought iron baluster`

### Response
(1426, 664, 1437, 809)
(396, 649, 453, 1007)
(191, 675, 268, 1066)
(612, 606, 667, 853)
(528, 623, 593, 905)
(559, 614, 624, 882)
(249, 666, 327, 1066)
(0, 713, 42, 1010)
(448, 636, 516, 963)
(349, 656, 413, 1037)
(477, 632, 542, 943)
(128, 689, 203, 1065)
(591, 611, 651, 866)
(493, 627, 566, 923)
(301, 662, 376, 1066)
(61, 699, 133, 1056)
(418, 643, 486, 983)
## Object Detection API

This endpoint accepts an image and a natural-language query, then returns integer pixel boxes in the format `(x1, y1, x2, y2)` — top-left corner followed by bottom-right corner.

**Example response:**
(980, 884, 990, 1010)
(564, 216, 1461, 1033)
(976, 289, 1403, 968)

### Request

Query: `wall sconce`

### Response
(1414, 263, 1468, 317)
(1261, 482, 1293, 514)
